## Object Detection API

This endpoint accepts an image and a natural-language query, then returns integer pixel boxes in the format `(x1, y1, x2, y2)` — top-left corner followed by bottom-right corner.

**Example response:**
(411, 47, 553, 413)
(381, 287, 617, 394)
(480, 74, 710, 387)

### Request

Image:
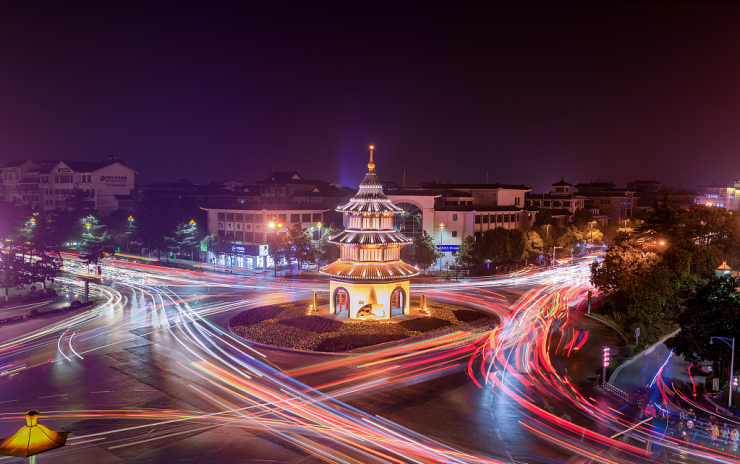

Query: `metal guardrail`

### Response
(603, 382, 630, 402)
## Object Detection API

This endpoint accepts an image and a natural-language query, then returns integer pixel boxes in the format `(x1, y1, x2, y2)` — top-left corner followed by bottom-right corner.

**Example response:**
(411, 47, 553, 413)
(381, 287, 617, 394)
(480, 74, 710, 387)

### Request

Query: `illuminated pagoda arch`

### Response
(320, 146, 419, 319)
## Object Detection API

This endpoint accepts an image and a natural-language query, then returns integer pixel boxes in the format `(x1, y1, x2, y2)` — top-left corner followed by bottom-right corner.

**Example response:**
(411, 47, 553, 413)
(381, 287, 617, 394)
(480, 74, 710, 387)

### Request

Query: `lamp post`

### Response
(438, 223, 446, 273)
(269, 222, 277, 276)
(551, 246, 562, 270)
(189, 220, 196, 261)
(590, 221, 596, 243)
(127, 216, 134, 252)
(710, 336, 736, 409)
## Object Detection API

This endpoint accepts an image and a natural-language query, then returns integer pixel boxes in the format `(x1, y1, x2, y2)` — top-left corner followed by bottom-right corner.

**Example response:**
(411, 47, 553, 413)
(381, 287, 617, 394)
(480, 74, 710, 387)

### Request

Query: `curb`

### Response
(583, 313, 628, 344)
(610, 328, 681, 384)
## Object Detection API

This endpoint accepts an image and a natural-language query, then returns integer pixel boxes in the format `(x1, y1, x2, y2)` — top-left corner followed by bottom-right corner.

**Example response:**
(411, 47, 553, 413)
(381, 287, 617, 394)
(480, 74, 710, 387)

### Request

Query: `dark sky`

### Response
(1, 1, 739, 192)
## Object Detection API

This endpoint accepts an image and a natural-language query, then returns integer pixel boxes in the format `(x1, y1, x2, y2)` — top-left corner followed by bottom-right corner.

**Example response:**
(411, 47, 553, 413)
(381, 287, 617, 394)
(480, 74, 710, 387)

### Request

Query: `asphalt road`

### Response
(0, 257, 730, 464)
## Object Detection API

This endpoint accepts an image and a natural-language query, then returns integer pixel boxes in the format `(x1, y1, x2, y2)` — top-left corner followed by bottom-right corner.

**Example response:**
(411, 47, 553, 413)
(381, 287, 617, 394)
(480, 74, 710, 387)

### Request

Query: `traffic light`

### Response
(602, 346, 610, 385)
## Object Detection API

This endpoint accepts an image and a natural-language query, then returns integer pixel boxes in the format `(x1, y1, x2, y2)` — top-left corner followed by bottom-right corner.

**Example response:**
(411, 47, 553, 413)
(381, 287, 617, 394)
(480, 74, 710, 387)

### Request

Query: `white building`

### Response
(388, 182, 532, 270)
(0, 159, 136, 216)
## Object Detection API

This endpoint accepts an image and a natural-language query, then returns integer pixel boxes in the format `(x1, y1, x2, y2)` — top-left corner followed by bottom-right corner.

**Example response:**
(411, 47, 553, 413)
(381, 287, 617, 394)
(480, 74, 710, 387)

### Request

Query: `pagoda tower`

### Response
(320, 146, 419, 320)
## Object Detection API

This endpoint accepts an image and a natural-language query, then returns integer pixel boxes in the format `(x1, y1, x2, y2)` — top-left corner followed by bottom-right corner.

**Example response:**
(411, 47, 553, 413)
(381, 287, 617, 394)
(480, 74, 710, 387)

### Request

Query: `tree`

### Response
(0, 250, 33, 302)
(137, 195, 183, 258)
(81, 230, 118, 268)
(666, 276, 740, 364)
(31, 253, 63, 291)
(635, 188, 683, 243)
(164, 221, 198, 259)
(572, 208, 594, 226)
(454, 235, 478, 269)
(524, 229, 544, 258)
(283, 224, 317, 275)
(318, 223, 342, 263)
(413, 230, 443, 272)
(266, 233, 288, 276)
(509, 229, 529, 262)
(480, 228, 511, 263)
(533, 209, 553, 228)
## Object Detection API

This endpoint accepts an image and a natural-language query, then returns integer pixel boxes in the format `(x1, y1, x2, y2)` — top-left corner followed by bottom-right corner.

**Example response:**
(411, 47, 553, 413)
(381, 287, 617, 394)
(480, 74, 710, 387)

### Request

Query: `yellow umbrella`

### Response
(0, 411, 67, 462)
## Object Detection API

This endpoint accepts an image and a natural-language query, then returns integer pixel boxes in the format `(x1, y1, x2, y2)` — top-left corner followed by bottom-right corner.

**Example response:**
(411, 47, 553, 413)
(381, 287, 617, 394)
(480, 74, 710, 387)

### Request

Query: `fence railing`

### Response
(603, 382, 630, 402)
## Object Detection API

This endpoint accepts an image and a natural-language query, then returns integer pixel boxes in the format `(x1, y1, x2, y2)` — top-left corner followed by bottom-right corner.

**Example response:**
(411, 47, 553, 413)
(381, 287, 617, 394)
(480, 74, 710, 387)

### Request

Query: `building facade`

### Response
(696, 182, 737, 210)
(200, 171, 352, 269)
(0, 159, 136, 216)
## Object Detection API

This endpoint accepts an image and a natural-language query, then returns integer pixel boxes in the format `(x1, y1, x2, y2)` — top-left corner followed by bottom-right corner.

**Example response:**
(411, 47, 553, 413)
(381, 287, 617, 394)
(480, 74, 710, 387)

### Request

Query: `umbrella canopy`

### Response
(0, 411, 67, 457)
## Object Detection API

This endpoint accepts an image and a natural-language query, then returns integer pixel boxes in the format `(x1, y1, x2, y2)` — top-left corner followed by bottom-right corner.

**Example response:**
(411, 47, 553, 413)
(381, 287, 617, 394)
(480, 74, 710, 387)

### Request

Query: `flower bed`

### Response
(229, 298, 495, 353)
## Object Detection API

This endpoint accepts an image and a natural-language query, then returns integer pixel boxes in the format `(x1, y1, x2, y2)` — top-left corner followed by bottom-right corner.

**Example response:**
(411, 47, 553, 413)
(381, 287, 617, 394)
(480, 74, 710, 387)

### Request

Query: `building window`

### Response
(312, 213, 321, 222)
(475, 215, 481, 224)
(302, 213, 311, 222)
(482, 215, 489, 224)
(278, 214, 287, 223)
(504, 214, 509, 223)
(497, 215, 503, 223)
(452, 214, 458, 221)
(452, 230, 458, 238)
(217, 212, 225, 221)
(235, 213, 244, 222)
(394, 203, 423, 238)
(291, 214, 300, 223)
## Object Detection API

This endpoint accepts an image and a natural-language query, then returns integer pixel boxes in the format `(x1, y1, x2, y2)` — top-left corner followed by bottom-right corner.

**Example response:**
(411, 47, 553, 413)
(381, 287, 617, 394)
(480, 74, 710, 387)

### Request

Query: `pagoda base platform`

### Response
(329, 279, 410, 320)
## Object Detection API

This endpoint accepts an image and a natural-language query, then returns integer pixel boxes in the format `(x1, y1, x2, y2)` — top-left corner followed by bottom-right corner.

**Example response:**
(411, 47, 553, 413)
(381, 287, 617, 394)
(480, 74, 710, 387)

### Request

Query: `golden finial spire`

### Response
(368, 145, 375, 172)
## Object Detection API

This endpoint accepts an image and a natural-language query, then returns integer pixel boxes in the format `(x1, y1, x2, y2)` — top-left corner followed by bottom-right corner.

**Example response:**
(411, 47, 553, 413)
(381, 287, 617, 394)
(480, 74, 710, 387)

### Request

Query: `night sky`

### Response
(1, 1, 739, 192)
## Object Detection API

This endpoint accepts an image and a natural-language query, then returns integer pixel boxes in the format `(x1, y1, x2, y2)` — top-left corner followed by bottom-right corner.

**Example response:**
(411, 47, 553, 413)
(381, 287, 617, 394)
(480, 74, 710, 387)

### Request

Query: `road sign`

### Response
(30, 285, 37, 293)
(259, 244, 269, 257)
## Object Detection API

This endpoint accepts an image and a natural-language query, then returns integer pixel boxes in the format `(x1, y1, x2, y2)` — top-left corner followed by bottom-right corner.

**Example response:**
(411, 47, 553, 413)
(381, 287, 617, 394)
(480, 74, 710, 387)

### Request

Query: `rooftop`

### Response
(420, 181, 531, 191)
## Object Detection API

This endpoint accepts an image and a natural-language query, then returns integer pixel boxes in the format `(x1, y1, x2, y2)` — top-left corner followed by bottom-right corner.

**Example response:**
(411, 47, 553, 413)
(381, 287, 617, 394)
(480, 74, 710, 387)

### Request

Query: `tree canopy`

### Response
(666, 276, 740, 364)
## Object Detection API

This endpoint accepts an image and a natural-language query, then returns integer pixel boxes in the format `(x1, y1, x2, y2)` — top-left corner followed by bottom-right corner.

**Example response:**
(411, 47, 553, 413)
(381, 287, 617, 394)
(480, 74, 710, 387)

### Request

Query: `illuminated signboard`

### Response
(259, 244, 269, 256)
(436, 245, 460, 252)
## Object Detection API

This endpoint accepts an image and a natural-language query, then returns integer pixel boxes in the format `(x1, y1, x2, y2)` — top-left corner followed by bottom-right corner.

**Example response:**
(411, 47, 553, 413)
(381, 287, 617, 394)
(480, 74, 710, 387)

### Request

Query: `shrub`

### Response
(278, 316, 343, 334)
(452, 309, 484, 323)
(398, 317, 453, 332)
(315, 334, 407, 352)
(230, 305, 284, 326)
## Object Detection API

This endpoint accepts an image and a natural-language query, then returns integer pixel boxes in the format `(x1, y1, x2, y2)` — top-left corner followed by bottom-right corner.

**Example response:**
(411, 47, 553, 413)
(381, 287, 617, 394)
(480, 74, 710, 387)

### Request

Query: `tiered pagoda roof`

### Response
(320, 146, 419, 280)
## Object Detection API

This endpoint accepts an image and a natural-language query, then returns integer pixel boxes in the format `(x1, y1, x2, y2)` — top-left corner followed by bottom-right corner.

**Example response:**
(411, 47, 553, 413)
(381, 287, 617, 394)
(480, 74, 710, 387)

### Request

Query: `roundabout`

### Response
(228, 297, 497, 352)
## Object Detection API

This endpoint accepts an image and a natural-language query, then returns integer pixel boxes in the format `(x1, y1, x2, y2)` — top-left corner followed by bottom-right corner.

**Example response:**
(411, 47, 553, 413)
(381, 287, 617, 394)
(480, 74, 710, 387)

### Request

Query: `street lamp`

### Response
(189, 220, 196, 261)
(317, 221, 322, 241)
(439, 223, 446, 273)
(710, 336, 736, 410)
(590, 220, 596, 243)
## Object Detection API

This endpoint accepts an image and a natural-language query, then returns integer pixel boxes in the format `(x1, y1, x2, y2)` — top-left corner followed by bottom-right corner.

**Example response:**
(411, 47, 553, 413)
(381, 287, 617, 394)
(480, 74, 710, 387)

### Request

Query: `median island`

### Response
(229, 298, 496, 352)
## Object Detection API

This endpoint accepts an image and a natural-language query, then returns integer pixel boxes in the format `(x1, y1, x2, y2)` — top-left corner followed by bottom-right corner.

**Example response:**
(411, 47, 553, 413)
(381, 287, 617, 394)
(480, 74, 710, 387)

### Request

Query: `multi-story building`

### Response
(0, 158, 136, 216)
(388, 182, 532, 270)
(627, 178, 699, 213)
(696, 182, 737, 210)
(200, 171, 353, 269)
(524, 178, 589, 226)
(573, 179, 635, 225)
